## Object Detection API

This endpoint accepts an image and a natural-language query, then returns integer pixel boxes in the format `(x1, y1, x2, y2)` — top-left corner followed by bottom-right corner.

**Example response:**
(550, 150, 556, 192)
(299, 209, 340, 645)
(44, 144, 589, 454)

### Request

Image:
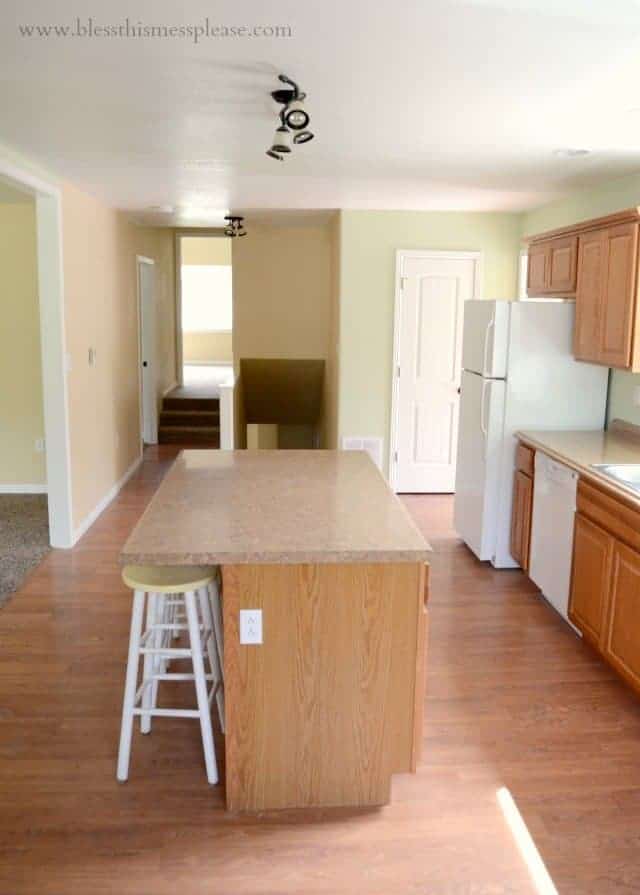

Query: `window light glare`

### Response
(496, 787, 559, 895)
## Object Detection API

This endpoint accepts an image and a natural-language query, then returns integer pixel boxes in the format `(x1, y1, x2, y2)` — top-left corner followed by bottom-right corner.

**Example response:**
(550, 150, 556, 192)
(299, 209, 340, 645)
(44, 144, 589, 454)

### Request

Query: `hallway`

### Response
(1, 447, 640, 894)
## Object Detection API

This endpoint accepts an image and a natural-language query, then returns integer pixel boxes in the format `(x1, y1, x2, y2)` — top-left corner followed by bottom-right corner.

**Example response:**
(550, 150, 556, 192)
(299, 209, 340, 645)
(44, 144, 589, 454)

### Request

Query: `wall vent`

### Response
(340, 436, 383, 470)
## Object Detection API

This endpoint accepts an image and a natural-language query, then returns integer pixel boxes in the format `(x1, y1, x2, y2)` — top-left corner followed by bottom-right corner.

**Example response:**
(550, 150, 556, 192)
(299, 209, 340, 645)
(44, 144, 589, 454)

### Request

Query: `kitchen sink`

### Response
(591, 463, 640, 490)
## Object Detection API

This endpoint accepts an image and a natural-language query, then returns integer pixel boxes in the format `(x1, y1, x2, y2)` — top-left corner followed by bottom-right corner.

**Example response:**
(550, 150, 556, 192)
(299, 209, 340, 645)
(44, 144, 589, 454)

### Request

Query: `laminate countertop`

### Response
(121, 450, 431, 565)
(518, 423, 640, 506)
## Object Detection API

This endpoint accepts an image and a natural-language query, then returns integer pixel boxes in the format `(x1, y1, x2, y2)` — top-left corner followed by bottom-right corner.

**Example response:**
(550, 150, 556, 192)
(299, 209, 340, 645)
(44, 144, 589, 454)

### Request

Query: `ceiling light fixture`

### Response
(224, 215, 247, 237)
(266, 74, 314, 159)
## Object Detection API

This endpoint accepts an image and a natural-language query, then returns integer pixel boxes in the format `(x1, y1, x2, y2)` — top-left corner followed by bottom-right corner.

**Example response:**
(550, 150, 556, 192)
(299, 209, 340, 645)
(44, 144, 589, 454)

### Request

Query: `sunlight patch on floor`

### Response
(497, 787, 558, 895)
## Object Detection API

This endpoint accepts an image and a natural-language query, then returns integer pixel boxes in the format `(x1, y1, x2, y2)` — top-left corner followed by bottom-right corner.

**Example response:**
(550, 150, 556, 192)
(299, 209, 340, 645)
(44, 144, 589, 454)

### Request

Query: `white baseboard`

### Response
(0, 483, 48, 494)
(184, 361, 233, 367)
(72, 453, 143, 544)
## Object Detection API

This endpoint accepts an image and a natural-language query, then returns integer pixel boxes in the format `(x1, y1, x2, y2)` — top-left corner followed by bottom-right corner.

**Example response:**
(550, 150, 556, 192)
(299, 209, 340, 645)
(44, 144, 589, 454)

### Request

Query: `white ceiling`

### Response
(2, 0, 640, 224)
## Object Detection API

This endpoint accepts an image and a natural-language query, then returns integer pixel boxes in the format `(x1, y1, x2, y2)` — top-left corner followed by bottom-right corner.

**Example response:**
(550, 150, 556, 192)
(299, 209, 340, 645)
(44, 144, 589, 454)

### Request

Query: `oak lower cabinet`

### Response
(510, 443, 535, 570)
(602, 542, 640, 693)
(569, 514, 613, 648)
(569, 478, 640, 697)
(511, 471, 533, 571)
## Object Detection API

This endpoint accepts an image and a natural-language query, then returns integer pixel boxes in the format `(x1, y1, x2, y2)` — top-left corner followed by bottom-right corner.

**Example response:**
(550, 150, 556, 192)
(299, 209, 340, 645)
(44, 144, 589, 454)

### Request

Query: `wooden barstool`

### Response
(117, 565, 224, 785)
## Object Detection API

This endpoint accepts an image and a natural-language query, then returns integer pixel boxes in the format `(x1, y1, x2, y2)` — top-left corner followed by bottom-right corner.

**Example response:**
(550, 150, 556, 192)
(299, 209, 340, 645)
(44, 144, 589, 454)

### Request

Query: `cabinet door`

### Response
(598, 222, 638, 368)
(548, 236, 577, 294)
(574, 230, 605, 363)
(569, 513, 613, 646)
(510, 471, 533, 571)
(602, 541, 640, 694)
(527, 243, 548, 296)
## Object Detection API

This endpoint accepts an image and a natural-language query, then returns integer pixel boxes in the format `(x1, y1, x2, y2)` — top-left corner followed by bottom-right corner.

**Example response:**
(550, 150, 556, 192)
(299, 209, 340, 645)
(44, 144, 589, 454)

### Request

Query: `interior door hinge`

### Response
(396, 364, 401, 377)
(393, 451, 398, 463)
(400, 276, 407, 291)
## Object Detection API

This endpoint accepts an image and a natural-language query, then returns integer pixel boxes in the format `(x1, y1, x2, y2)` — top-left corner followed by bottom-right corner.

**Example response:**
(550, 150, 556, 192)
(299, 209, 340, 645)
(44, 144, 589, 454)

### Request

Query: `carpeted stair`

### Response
(158, 394, 221, 446)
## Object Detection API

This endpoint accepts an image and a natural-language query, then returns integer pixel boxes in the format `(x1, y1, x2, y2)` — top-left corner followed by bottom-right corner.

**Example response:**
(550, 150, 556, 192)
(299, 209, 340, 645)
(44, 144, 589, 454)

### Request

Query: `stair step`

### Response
(159, 410, 220, 427)
(158, 425, 220, 446)
(163, 396, 220, 412)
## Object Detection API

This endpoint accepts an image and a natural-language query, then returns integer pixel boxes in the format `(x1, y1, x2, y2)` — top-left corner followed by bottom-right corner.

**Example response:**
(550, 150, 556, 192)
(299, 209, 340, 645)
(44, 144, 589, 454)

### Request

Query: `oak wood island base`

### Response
(121, 450, 431, 812)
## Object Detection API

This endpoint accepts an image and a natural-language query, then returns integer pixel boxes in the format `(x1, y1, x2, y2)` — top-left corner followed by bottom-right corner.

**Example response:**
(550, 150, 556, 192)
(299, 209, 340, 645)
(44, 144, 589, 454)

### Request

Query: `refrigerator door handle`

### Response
(482, 317, 495, 377)
(480, 379, 491, 457)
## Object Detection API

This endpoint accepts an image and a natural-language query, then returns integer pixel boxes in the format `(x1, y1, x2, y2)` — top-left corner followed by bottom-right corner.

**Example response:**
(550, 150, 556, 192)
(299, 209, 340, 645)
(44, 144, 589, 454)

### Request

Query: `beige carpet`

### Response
(0, 495, 50, 608)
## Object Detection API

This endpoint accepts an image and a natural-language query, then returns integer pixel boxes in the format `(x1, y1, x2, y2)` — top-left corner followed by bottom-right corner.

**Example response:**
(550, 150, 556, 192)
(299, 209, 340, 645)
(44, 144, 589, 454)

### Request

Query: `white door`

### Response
(138, 258, 158, 445)
(392, 252, 481, 492)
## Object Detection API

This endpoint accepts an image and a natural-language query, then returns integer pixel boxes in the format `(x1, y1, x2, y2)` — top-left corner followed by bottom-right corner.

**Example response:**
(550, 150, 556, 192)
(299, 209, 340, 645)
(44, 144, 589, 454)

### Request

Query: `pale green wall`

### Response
(337, 210, 523, 471)
(522, 171, 640, 426)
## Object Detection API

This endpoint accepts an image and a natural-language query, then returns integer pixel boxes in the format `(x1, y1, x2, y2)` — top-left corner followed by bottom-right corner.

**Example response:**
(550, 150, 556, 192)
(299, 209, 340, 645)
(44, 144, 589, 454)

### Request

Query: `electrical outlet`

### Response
(239, 609, 263, 645)
(633, 385, 640, 408)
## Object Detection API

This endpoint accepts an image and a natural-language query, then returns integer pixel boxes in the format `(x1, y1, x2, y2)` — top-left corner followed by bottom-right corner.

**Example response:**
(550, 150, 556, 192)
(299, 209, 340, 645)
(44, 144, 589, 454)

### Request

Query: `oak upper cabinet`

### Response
(602, 541, 640, 693)
(599, 223, 639, 367)
(526, 236, 577, 297)
(574, 221, 639, 368)
(528, 209, 640, 370)
(510, 443, 534, 571)
(574, 230, 604, 363)
(527, 242, 548, 295)
(569, 513, 613, 648)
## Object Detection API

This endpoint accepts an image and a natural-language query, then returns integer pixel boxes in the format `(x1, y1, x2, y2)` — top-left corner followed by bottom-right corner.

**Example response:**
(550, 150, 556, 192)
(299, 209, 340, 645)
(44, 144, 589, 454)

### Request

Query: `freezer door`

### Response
(461, 300, 510, 378)
(454, 370, 506, 561)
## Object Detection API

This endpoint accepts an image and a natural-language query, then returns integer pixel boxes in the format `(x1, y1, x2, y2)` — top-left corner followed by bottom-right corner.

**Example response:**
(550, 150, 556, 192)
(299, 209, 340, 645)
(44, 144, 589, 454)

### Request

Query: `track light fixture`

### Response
(266, 74, 314, 160)
(224, 215, 247, 237)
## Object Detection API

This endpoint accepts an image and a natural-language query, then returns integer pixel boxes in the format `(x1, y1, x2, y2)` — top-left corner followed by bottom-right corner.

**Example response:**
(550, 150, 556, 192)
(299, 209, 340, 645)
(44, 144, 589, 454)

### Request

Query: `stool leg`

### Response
(209, 578, 224, 672)
(140, 592, 158, 734)
(198, 587, 225, 734)
(185, 590, 218, 785)
(117, 589, 146, 782)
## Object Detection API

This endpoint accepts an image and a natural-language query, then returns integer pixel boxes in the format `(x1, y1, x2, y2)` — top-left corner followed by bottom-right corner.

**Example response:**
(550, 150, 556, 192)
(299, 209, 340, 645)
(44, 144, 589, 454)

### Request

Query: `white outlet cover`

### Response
(239, 609, 263, 645)
(633, 385, 640, 407)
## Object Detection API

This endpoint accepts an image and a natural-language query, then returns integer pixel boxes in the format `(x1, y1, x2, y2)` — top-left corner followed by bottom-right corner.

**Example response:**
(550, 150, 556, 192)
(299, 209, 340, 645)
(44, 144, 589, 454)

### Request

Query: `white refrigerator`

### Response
(453, 300, 608, 568)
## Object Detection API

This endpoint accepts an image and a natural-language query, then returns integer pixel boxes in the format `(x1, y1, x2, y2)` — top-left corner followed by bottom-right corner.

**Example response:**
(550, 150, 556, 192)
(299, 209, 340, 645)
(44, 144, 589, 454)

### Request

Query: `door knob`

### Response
(143, 361, 148, 368)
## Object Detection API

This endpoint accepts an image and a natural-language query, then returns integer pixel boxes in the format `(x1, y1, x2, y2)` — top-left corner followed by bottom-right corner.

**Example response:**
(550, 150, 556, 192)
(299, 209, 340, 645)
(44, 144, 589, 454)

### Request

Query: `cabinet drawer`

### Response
(516, 443, 535, 477)
(577, 478, 640, 553)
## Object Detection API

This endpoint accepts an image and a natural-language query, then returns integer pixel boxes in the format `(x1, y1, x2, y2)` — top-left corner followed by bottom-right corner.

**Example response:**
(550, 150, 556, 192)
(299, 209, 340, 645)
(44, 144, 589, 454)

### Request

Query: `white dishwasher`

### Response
(529, 452, 580, 632)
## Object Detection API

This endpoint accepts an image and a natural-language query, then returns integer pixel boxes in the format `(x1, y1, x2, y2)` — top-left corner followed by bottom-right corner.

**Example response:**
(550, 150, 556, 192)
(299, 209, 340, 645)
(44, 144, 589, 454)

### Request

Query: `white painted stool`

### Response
(117, 565, 224, 785)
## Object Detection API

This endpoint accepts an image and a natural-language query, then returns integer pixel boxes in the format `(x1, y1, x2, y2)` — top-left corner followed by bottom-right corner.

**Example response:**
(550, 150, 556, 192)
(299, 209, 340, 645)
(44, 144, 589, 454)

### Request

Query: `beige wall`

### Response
(181, 235, 231, 266)
(62, 182, 176, 528)
(521, 171, 640, 427)
(0, 200, 46, 486)
(232, 220, 331, 362)
(337, 210, 522, 469)
(181, 234, 233, 365)
(324, 213, 341, 449)
(231, 219, 332, 446)
(183, 330, 233, 364)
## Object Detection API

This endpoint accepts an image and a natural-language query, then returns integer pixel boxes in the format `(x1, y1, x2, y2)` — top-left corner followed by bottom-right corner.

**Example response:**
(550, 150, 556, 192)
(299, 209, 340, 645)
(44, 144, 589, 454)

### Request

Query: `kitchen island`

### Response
(122, 450, 431, 812)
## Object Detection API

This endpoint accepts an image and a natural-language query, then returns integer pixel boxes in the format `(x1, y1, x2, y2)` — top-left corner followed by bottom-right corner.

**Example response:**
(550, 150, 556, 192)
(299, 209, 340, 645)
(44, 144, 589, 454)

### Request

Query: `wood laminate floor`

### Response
(1, 449, 640, 894)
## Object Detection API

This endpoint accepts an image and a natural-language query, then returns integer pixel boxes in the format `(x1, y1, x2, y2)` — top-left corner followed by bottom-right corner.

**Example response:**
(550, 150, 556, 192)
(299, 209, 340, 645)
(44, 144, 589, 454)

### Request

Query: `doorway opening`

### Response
(176, 233, 233, 394)
(137, 256, 158, 445)
(389, 250, 482, 494)
(0, 160, 72, 556)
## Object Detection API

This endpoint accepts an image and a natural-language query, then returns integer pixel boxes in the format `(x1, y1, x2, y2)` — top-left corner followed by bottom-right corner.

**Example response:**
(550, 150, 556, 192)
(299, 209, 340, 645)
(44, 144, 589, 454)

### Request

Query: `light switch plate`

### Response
(239, 609, 263, 645)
